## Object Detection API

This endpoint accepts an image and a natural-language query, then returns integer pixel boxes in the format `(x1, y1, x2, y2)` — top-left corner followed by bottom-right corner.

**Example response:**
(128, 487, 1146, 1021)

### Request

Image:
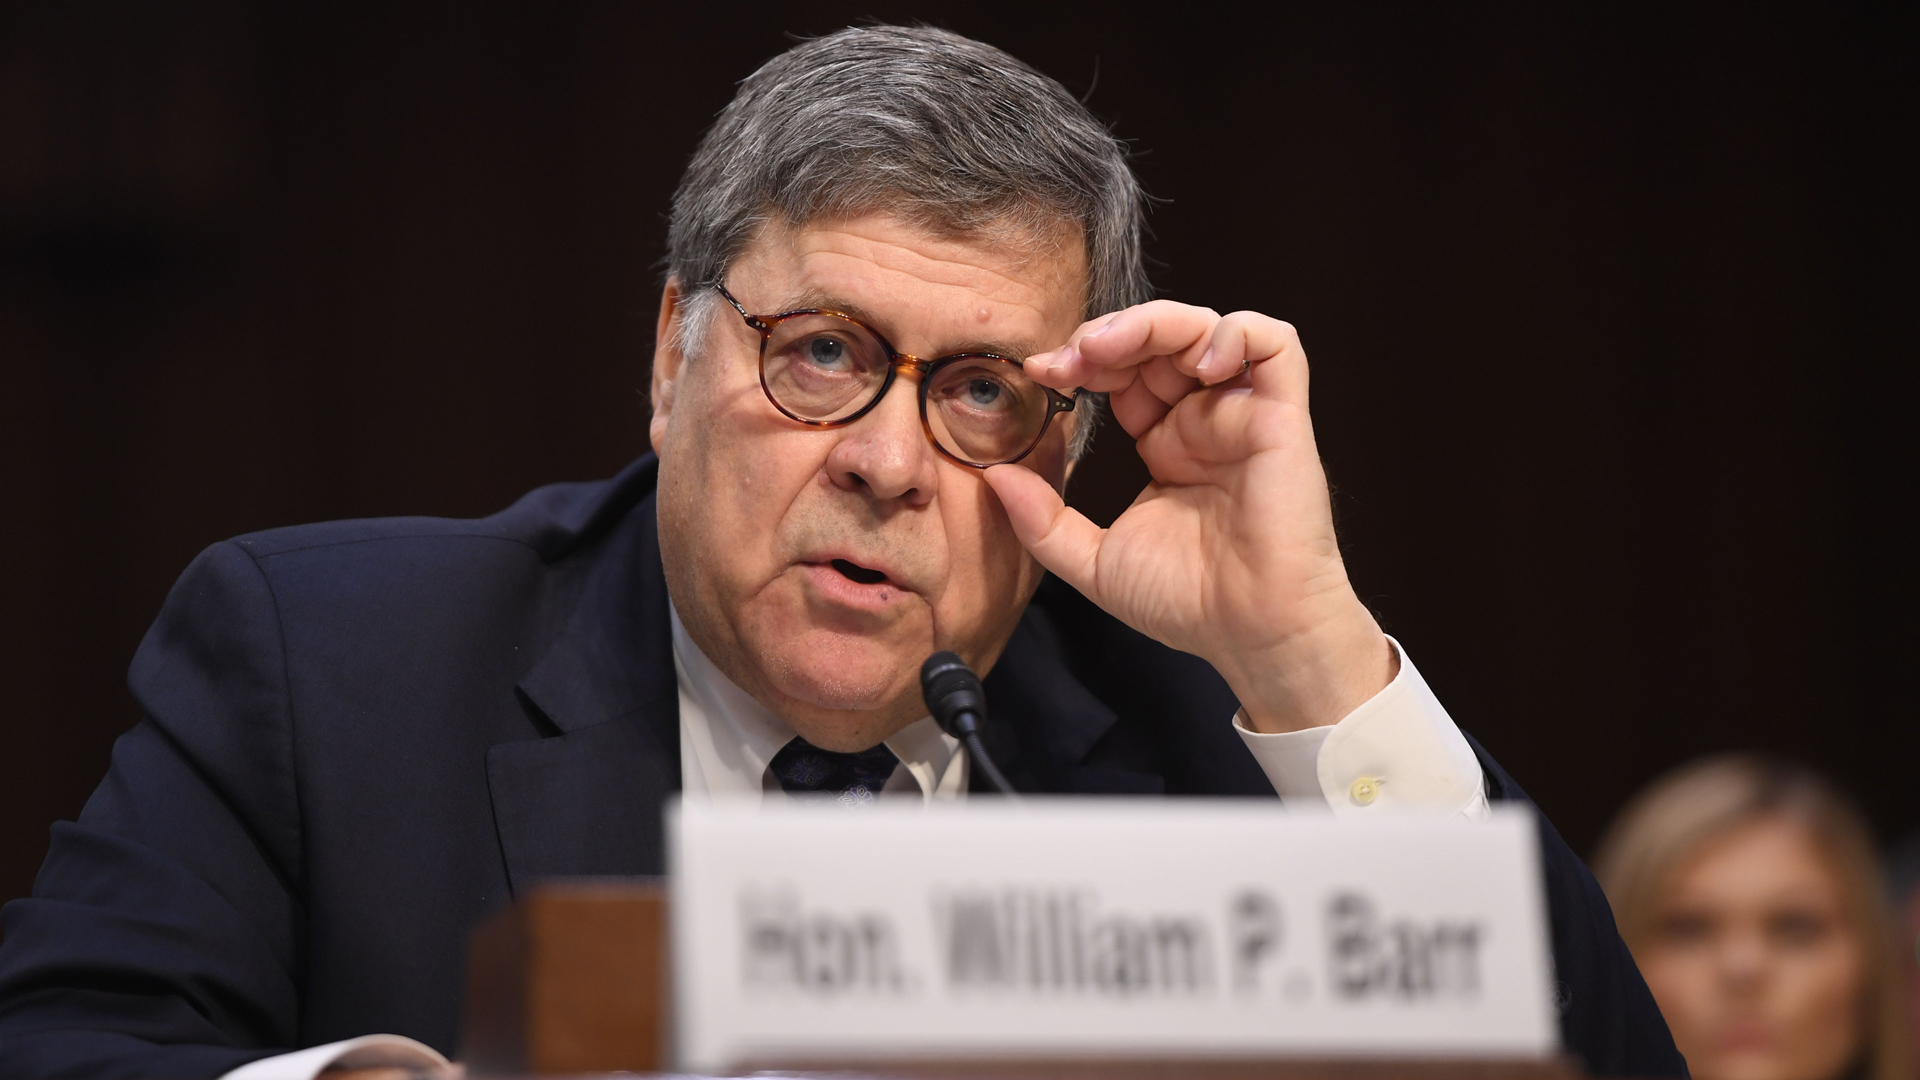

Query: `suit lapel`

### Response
(485, 459, 1162, 884)
(487, 489, 680, 894)
(980, 602, 1165, 795)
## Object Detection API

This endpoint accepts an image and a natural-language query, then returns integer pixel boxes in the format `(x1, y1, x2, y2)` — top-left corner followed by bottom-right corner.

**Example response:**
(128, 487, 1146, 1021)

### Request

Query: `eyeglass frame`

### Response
(713, 284, 1079, 469)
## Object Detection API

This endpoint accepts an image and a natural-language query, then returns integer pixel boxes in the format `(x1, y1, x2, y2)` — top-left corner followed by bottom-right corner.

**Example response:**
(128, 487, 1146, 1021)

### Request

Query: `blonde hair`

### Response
(1594, 754, 1911, 1080)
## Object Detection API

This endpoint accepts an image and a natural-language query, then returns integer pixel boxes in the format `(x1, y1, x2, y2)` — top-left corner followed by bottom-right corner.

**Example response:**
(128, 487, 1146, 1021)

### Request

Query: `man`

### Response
(0, 26, 1683, 1080)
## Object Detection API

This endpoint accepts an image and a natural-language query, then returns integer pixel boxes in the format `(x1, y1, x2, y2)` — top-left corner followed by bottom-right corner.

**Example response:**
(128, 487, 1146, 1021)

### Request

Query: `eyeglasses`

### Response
(715, 285, 1078, 469)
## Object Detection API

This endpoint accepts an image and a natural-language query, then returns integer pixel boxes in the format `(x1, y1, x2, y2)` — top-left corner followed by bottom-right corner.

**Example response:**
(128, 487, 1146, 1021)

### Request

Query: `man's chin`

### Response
(755, 634, 924, 747)
(769, 653, 906, 710)
(773, 687, 920, 753)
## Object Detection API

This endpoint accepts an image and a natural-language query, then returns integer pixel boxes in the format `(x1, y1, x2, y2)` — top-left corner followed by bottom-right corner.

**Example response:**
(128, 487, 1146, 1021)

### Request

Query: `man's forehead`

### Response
(738, 215, 1087, 347)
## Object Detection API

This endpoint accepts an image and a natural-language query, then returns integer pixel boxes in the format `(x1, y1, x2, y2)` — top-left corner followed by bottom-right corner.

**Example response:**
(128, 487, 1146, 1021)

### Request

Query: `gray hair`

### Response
(664, 25, 1151, 460)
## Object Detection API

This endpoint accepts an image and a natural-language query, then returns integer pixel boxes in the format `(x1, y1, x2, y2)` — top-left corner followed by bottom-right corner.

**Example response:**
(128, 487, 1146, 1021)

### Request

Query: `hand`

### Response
(984, 301, 1395, 733)
(323, 1066, 462, 1080)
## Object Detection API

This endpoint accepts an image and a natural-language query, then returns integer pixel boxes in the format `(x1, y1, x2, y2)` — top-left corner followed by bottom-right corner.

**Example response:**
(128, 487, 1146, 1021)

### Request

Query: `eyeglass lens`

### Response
(760, 313, 1053, 466)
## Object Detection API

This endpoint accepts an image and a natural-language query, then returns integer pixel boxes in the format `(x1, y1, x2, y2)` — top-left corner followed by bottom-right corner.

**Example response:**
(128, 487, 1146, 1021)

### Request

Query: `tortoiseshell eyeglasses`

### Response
(715, 285, 1078, 469)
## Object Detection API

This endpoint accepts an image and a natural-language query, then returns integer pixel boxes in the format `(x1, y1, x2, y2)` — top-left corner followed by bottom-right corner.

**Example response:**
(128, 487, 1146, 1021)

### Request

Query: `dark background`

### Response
(2, 2, 1915, 910)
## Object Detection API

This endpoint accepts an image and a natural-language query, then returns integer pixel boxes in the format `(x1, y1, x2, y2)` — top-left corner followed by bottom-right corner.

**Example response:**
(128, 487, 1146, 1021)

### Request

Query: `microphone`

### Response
(919, 651, 1019, 798)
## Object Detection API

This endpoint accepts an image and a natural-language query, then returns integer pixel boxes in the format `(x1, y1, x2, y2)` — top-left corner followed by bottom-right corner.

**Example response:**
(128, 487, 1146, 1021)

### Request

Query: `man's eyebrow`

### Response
(776, 289, 886, 327)
(772, 288, 1045, 359)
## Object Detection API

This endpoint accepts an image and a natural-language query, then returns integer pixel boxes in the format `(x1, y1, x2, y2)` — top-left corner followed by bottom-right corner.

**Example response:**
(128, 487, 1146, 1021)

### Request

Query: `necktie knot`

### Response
(769, 737, 899, 807)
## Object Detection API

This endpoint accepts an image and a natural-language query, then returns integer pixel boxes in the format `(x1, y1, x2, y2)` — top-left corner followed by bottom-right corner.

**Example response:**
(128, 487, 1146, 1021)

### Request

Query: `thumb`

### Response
(982, 465, 1103, 598)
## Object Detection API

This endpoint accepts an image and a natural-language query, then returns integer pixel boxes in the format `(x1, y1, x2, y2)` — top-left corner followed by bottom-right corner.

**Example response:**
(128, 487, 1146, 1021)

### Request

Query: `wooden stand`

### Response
(461, 881, 1577, 1079)
(461, 880, 669, 1074)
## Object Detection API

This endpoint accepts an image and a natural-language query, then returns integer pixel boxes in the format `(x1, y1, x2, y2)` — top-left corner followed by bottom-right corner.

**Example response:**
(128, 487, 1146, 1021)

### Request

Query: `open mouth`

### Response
(830, 559, 889, 586)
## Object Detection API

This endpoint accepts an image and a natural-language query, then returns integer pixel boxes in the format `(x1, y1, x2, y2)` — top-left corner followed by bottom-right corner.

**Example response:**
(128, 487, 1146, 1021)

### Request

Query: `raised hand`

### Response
(983, 301, 1395, 733)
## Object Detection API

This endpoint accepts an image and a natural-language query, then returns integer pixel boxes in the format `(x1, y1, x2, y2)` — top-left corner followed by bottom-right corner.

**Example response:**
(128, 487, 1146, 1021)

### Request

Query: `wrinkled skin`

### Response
(650, 212, 1393, 751)
(650, 216, 1083, 751)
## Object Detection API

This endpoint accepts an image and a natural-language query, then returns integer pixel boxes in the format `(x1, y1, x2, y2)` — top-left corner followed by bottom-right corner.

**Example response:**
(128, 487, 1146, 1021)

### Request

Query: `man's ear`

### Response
(649, 279, 686, 454)
(1056, 413, 1081, 493)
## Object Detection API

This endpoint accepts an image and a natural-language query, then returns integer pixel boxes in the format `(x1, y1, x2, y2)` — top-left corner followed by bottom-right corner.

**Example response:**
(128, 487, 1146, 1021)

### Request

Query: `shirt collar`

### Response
(668, 601, 965, 802)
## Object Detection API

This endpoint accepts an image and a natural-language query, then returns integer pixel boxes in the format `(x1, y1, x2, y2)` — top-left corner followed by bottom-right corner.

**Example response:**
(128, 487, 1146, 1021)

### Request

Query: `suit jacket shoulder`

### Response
(0, 458, 675, 1077)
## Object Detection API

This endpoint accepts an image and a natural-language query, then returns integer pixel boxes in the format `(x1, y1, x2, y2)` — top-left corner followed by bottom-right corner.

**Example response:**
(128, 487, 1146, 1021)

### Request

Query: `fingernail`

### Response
(1196, 347, 1217, 380)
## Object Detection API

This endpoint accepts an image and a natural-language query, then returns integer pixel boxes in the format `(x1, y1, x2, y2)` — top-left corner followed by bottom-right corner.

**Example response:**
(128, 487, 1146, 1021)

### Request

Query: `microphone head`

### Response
(920, 651, 987, 738)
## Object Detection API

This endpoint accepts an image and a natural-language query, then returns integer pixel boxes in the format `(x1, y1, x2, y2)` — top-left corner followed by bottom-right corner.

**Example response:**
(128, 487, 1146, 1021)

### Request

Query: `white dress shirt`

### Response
(223, 610, 1486, 1080)
(1230, 635, 1490, 820)
(673, 603, 1488, 818)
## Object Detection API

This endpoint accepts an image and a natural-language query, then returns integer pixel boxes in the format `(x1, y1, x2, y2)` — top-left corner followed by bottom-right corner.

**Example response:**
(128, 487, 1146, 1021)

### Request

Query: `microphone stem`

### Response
(962, 732, 1019, 799)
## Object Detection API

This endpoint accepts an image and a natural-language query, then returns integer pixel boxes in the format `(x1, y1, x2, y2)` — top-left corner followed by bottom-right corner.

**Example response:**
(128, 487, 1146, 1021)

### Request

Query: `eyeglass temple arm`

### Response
(712, 284, 765, 331)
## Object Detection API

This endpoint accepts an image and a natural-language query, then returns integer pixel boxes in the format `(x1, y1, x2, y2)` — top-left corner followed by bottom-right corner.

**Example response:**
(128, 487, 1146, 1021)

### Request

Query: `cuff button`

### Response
(1349, 776, 1382, 806)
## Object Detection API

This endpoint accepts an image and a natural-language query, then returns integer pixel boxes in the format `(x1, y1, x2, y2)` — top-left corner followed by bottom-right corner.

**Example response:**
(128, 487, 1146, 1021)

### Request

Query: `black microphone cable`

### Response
(919, 651, 1019, 799)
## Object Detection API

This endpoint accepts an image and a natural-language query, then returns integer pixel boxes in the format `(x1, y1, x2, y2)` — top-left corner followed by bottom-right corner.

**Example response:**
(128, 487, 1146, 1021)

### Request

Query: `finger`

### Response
(981, 464, 1103, 597)
(1037, 301, 1218, 385)
(1198, 312, 1305, 391)
(1024, 311, 1126, 387)
(1109, 380, 1173, 438)
(1078, 300, 1218, 367)
(1138, 354, 1201, 406)
(1070, 310, 1124, 344)
(1024, 346, 1086, 390)
(1133, 355, 1319, 477)
(1077, 364, 1146, 394)
(1137, 380, 1288, 473)
(1071, 355, 1196, 409)
(1244, 319, 1309, 410)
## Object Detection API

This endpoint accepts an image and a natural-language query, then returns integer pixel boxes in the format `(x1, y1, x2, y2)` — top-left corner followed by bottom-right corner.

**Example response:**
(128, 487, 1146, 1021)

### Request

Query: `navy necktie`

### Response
(769, 736, 899, 806)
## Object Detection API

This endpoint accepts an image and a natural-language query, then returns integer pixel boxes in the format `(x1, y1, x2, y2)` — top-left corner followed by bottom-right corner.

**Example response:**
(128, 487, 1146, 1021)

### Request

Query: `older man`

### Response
(0, 26, 1681, 1080)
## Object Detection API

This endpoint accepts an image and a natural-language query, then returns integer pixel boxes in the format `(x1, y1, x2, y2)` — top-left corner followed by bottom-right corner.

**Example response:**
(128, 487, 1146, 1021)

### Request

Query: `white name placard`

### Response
(670, 799, 1556, 1072)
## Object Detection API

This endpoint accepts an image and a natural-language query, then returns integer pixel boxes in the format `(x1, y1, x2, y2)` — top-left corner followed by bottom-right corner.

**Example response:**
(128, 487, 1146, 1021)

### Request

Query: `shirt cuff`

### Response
(1233, 636, 1488, 820)
(219, 1035, 449, 1080)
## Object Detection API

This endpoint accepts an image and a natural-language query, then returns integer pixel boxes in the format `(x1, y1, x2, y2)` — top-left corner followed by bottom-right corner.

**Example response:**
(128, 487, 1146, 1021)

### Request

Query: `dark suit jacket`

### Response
(0, 456, 1684, 1078)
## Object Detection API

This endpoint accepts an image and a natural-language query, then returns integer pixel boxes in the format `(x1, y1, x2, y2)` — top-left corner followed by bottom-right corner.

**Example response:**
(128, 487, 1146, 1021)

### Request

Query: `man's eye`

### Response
(804, 336, 851, 370)
(964, 377, 1005, 408)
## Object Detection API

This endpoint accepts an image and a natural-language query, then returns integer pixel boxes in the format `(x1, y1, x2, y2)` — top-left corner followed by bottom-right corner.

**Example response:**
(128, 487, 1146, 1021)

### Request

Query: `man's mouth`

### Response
(830, 558, 889, 586)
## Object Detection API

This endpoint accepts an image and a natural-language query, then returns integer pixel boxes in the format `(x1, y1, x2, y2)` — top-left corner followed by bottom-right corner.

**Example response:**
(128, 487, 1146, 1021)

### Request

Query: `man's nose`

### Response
(823, 374, 939, 505)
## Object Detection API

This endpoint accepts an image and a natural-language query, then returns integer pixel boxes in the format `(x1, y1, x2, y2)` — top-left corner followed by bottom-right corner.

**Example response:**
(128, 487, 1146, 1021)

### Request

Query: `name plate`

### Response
(670, 799, 1556, 1072)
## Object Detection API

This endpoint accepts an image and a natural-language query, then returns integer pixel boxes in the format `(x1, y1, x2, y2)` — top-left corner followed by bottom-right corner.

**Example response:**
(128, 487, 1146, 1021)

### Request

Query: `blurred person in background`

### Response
(1597, 755, 1912, 1080)
(1886, 834, 1920, 1073)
